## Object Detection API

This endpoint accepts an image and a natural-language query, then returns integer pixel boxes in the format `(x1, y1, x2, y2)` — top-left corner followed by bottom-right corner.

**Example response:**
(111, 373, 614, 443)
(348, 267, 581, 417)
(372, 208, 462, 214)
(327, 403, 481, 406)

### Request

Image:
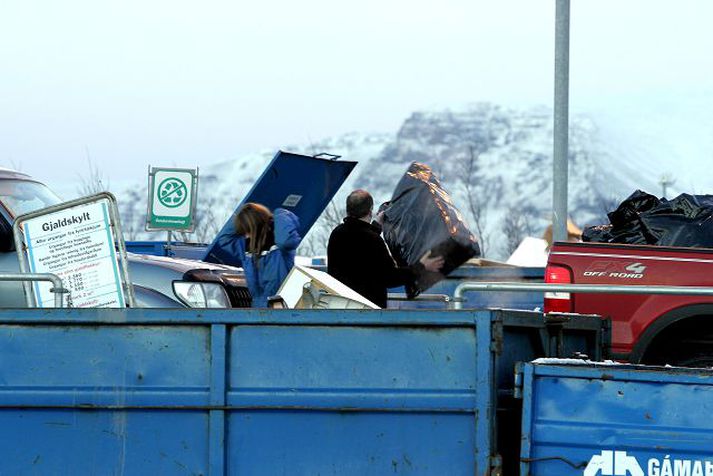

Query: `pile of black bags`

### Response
(382, 162, 481, 297)
(583, 190, 713, 247)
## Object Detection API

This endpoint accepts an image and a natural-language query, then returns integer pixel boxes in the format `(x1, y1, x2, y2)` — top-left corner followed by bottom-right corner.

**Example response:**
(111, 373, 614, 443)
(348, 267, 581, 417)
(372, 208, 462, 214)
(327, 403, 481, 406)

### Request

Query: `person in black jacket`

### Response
(327, 189, 444, 308)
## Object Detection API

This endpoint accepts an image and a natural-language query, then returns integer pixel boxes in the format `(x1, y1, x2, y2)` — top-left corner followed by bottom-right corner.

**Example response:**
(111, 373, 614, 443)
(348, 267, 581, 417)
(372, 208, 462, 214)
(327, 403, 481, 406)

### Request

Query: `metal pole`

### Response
(166, 230, 172, 256)
(659, 174, 675, 199)
(453, 281, 713, 310)
(553, 0, 570, 242)
(0, 273, 66, 308)
(387, 293, 452, 303)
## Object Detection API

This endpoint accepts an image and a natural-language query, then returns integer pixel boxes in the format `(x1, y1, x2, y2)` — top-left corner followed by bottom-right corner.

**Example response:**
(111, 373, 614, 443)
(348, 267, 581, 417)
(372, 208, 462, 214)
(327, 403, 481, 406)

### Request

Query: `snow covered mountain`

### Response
(113, 102, 657, 260)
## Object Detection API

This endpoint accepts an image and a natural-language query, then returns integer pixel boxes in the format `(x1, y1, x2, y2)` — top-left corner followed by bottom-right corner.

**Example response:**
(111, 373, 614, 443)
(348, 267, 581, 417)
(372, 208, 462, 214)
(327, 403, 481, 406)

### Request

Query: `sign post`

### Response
(13, 192, 136, 308)
(146, 167, 199, 232)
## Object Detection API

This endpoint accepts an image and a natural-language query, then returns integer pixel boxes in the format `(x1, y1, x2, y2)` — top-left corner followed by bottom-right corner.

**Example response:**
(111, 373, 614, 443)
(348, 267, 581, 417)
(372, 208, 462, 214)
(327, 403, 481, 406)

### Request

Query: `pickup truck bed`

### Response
(547, 241, 713, 365)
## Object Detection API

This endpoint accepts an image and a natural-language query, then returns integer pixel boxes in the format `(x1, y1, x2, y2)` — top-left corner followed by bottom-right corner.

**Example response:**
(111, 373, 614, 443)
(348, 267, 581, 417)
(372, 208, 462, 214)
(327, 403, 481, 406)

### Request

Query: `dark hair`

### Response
(346, 189, 373, 218)
(234, 202, 273, 256)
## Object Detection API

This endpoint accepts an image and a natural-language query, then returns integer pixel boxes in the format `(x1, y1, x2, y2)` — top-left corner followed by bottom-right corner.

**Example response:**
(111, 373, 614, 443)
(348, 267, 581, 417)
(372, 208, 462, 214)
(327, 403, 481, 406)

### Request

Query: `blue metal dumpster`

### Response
(125, 240, 209, 260)
(0, 309, 496, 475)
(387, 264, 545, 311)
(0, 309, 604, 475)
(519, 361, 713, 475)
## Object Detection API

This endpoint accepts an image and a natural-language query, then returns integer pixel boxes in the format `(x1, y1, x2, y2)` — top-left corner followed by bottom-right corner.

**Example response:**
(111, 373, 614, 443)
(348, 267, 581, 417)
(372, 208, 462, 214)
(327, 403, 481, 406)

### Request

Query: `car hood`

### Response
(127, 252, 243, 274)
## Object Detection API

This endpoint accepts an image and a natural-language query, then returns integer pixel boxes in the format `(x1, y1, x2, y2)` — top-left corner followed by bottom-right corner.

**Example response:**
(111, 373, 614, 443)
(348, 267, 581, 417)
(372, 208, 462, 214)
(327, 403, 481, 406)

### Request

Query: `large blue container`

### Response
(519, 361, 713, 475)
(0, 309, 497, 475)
(0, 309, 603, 475)
(125, 240, 208, 260)
(387, 264, 544, 311)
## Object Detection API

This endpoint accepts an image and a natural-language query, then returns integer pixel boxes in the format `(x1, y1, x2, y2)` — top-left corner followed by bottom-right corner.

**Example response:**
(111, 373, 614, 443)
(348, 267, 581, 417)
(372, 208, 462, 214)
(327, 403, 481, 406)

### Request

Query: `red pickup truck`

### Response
(545, 241, 713, 366)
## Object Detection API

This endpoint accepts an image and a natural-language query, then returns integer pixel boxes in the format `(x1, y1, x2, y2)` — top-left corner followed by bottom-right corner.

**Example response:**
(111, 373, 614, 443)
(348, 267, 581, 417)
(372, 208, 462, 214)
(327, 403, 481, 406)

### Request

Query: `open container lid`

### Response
(203, 151, 356, 264)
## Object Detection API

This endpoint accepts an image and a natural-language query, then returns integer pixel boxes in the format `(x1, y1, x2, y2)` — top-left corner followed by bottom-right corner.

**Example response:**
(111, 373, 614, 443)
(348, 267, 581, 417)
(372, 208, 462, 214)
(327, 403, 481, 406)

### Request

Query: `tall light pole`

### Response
(659, 174, 675, 198)
(553, 0, 570, 242)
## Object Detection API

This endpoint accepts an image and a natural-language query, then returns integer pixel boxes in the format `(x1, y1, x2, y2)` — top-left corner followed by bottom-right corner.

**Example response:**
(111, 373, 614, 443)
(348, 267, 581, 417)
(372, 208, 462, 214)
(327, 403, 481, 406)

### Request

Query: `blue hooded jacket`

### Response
(215, 208, 301, 307)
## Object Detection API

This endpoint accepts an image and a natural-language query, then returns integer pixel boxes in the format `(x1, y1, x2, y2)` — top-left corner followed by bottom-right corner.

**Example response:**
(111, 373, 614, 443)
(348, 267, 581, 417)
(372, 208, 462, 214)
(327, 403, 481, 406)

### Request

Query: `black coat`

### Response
(327, 217, 415, 308)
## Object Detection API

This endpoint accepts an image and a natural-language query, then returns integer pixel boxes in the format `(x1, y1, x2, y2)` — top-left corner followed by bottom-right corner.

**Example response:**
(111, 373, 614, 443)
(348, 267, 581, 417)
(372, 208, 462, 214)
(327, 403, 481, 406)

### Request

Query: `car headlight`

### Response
(173, 281, 231, 308)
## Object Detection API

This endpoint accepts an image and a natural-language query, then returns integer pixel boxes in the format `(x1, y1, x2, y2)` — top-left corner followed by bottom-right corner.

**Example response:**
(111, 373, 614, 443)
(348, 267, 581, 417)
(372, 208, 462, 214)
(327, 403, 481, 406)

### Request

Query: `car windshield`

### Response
(0, 179, 63, 218)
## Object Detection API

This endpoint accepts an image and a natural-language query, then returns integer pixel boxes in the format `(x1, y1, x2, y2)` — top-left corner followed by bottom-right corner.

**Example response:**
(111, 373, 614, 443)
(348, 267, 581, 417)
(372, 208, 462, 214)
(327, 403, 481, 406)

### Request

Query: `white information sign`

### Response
(22, 199, 126, 308)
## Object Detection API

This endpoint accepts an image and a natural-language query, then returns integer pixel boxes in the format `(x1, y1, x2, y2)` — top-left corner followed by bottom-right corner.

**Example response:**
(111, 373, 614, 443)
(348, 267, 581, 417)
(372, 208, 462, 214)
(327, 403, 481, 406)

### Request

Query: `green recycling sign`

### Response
(147, 167, 198, 231)
(158, 177, 189, 208)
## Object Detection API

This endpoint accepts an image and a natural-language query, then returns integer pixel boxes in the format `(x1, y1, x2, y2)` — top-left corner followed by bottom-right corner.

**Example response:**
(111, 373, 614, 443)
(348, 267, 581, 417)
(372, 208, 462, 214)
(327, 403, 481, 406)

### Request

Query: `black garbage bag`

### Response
(584, 189, 713, 248)
(695, 195, 713, 210)
(607, 190, 661, 229)
(648, 193, 712, 219)
(582, 224, 614, 243)
(639, 194, 713, 247)
(382, 162, 480, 298)
(641, 214, 713, 247)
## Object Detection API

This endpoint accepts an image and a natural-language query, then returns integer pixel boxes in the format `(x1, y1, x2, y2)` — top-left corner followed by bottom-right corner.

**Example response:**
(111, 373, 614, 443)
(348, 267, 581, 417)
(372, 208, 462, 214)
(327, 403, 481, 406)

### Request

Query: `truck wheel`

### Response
(643, 347, 713, 368)
(643, 332, 713, 368)
(640, 317, 713, 368)
(667, 352, 713, 368)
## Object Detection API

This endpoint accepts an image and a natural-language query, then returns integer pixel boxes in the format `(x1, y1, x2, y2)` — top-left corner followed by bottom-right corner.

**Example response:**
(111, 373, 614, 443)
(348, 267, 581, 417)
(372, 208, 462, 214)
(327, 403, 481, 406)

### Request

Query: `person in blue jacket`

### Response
(218, 202, 301, 307)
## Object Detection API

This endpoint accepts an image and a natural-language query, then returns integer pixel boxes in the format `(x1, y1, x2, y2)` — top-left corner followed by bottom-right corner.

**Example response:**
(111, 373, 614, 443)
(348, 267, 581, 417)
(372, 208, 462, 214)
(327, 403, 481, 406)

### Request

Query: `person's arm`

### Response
(212, 233, 245, 268)
(369, 236, 416, 288)
(274, 208, 302, 251)
(419, 251, 445, 272)
(380, 246, 445, 288)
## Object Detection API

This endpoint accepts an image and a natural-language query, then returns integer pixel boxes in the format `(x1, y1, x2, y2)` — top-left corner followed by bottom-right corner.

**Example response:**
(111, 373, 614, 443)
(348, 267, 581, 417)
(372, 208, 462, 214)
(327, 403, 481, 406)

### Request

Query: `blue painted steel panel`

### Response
(229, 325, 476, 391)
(520, 362, 713, 475)
(228, 411, 477, 476)
(0, 325, 211, 407)
(203, 151, 357, 264)
(224, 322, 492, 474)
(0, 410, 209, 475)
(0, 308, 497, 475)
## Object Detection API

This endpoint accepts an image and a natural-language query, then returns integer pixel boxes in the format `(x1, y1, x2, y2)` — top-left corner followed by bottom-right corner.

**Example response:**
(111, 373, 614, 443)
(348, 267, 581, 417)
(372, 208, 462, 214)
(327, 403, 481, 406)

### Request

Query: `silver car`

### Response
(0, 168, 249, 308)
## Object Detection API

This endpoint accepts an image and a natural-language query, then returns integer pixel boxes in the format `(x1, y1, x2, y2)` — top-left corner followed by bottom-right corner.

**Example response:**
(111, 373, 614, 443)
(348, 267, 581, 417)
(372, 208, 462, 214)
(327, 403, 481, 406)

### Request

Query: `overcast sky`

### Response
(2, 0, 712, 196)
